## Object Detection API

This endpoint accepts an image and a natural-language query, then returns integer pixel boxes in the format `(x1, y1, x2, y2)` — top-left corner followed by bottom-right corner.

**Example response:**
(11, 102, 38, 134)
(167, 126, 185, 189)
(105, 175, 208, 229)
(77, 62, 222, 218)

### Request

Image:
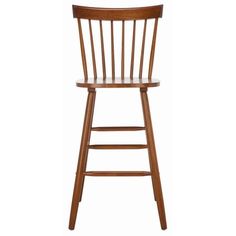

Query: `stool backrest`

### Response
(72, 5, 163, 81)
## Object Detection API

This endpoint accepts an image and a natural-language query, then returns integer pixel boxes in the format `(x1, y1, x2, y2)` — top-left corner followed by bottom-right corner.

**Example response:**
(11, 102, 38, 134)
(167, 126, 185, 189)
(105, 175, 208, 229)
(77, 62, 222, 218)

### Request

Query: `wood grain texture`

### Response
(73, 5, 163, 20)
(76, 77, 160, 88)
(70, 5, 167, 232)
(73, 5, 163, 83)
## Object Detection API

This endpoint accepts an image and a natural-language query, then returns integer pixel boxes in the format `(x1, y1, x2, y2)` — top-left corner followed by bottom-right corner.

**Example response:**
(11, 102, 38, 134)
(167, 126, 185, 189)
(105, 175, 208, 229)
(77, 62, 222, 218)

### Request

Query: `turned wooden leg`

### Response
(69, 88, 96, 230)
(78, 90, 96, 203)
(140, 88, 167, 230)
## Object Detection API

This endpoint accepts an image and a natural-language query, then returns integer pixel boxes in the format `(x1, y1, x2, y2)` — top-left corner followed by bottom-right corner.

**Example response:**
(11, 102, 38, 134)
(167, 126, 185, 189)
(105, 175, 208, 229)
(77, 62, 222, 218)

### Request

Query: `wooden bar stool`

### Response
(69, 5, 167, 231)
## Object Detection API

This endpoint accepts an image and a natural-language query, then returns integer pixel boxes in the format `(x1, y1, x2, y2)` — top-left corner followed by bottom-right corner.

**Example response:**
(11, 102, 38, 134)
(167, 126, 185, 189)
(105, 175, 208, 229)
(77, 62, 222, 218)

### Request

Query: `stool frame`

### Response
(69, 5, 167, 231)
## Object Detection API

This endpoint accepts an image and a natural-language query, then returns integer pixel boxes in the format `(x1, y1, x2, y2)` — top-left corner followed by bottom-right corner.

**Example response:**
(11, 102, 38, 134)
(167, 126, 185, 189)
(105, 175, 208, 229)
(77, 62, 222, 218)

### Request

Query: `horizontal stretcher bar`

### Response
(89, 144, 148, 149)
(91, 126, 145, 131)
(84, 171, 151, 177)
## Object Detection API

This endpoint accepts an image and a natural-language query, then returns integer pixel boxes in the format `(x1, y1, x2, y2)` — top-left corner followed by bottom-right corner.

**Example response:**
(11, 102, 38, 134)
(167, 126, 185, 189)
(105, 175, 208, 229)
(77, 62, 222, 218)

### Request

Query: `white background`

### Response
(0, 0, 236, 236)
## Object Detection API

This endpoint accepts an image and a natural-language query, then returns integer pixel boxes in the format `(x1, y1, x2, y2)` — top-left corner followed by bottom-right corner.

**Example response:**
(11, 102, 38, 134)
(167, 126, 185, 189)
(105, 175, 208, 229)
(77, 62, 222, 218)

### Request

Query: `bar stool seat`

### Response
(76, 77, 160, 88)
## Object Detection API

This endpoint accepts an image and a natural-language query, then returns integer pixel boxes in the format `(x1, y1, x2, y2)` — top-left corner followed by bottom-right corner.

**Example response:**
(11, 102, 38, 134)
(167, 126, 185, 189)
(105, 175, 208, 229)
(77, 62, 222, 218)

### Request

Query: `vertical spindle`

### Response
(130, 20, 136, 79)
(121, 20, 125, 80)
(99, 20, 106, 79)
(77, 19, 88, 80)
(148, 19, 158, 79)
(111, 20, 115, 79)
(139, 20, 147, 79)
(88, 20, 97, 79)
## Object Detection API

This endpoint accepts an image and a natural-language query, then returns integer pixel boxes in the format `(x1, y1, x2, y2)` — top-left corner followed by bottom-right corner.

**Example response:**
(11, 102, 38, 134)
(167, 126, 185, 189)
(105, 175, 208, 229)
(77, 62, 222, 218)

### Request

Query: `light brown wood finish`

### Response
(99, 20, 106, 79)
(84, 171, 151, 177)
(140, 88, 167, 230)
(130, 20, 136, 79)
(77, 19, 88, 80)
(148, 18, 158, 79)
(69, 88, 96, 230)
(111, 20, 115, 79)
(73, 5, 163, 20)
(78, 89, 96, 203)
(76, 77, 160, 88)
(91, 126, 145, 131)
(70, 4, 166, 231)
(88, 20, 97, 79)
(89, 144, 147, 149)
(139, 19, 147, 79)
(121, 20, 125, 79)
(73, 5, 163, 87)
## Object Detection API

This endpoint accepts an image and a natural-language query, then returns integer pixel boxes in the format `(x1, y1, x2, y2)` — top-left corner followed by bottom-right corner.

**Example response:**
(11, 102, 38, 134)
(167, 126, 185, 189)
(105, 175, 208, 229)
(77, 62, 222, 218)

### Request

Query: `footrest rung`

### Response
(89, 144, 147, 149)
(84, 171, 151, 177)
(91, 126, 145, 131)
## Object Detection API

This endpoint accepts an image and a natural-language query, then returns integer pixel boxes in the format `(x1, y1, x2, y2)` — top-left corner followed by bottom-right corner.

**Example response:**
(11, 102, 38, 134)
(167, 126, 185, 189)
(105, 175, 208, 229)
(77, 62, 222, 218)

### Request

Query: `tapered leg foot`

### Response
(140, 88, 167, 230)
(69, 89, 96, 230)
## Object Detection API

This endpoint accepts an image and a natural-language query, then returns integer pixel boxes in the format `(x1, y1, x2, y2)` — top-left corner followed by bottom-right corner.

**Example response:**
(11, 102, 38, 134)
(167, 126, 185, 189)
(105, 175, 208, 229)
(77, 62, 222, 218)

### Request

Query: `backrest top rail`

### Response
(73, 5, 163, 20)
